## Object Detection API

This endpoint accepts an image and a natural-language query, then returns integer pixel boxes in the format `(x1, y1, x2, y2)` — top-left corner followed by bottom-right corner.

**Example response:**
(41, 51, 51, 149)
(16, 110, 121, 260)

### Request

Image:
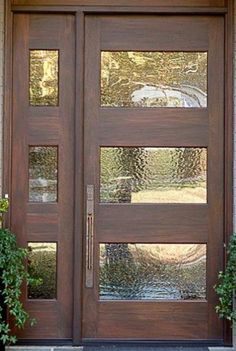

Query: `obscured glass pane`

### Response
(101, 52, 207, 108)
(30, 50, 59, 106)
(100, 147, 207, 203)
(28, 243, 57, 299)
(29, 146, 57, 202)
(100, 244, 206, 300)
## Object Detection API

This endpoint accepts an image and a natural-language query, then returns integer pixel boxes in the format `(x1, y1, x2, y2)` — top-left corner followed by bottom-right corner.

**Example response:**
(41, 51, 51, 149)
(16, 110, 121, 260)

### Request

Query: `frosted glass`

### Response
(101, 52, 207, 108)
(30, 50, 59, 106)
(28, 243, 57, 299)
(100, 243, 206, 300)
(100, 147, 207, 203)
(29, 146, 58, 202)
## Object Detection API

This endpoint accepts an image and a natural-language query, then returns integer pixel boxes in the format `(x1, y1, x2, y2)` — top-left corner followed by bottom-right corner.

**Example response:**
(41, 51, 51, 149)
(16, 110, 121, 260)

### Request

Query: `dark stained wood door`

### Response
(12, 14, 75, 339)
(83, 15, 224, 341)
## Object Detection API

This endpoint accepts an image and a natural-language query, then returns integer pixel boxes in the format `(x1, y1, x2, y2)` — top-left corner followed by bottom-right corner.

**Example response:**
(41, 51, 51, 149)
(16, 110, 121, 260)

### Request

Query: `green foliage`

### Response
(0, 198, 38, 344)
(28, 246, 56, 299)
(215, 233, 236, 323)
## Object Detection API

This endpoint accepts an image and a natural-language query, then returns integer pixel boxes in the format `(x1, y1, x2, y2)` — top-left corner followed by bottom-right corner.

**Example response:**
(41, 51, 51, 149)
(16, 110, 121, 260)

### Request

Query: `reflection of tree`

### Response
(29, 147, 57, 181)
(101, 147, 148, 203)
(28, 245, 56, 299)
(171, 148, 206, 186)
(100, 244, 206, 300)
(29, 147, 57, 202)
(30, 50, 58, 106)
(101, 52, 207, 107)
(101, 148, 206, 202)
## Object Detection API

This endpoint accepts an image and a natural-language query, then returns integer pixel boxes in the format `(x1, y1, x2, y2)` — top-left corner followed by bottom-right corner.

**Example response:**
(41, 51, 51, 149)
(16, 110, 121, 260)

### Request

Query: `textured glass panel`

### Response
(100, 147, 207, 203)
(28, 243, 57, 299)
(101, 52, 207, 108)
(29, 146, 58, 202)
(30, 50, 59, 106)
(100, 244, 206, 300)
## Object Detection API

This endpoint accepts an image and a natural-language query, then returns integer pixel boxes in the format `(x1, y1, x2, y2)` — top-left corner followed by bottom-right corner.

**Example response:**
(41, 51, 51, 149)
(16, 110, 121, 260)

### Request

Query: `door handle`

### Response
(85, 185, 94, 288)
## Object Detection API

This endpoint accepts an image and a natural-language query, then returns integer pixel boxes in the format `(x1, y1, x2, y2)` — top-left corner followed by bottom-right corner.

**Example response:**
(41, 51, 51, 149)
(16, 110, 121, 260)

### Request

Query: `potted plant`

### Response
(215, 233, 236, 323)
(0, 198, 37, 345)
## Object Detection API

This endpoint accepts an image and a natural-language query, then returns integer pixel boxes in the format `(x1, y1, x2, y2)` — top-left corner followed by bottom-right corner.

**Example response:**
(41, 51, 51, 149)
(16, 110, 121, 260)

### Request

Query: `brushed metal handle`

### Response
(86, 185, 94, 288)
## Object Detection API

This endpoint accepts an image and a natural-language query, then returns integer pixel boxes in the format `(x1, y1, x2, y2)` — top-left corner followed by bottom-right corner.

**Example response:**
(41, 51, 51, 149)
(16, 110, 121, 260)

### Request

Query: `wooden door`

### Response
(12, 14, 75, 339)
(83, 15, 224, 341)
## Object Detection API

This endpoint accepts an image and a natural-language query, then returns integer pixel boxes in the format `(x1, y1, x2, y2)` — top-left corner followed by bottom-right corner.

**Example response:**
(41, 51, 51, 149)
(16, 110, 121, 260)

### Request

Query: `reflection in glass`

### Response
(101, 52, 207, 108)
(28, 243, 57, 299)
(30, 50, 59, 106)
(29, 146, 58, 202)
(100, 244, 206, 300)
(100, 147, 207, 203)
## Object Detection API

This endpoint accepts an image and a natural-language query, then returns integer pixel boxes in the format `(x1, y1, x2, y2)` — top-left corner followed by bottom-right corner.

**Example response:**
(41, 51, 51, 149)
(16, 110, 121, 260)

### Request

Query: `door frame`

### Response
(3, 0, 234, 346)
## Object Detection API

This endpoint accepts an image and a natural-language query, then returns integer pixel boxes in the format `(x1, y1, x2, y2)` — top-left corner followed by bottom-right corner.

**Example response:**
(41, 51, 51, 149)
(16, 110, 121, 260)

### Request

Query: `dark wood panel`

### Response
(100, 16, 209, 50)
(12, 13, 75, 340)
(29, 107, 59, 118)
(16, 302, 65, 339)
(83, 14, 225, 341)
(12, 0, 226, 7)
(223, 0, 234, 345)
(26, 213, 59, 240)
(29, 14, 68, 47)
(73, 11, 85, 343)
(96, 301, 208, 339)
(28, 117, 60, 143)
(11, 6, 228, 14)
(97, 205, 208, 242)
(99, 109, 208, 146)
(207, 16, 224, 340)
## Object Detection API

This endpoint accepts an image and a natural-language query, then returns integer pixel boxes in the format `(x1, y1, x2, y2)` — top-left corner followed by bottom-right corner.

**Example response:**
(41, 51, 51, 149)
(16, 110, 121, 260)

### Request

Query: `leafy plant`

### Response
(215, 233, 236, 323)
(0, 198, 38, 344)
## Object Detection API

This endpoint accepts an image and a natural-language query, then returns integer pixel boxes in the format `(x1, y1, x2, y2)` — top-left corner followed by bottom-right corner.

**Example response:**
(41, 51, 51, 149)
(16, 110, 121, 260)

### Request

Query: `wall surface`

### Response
(233, 0, 236, 346)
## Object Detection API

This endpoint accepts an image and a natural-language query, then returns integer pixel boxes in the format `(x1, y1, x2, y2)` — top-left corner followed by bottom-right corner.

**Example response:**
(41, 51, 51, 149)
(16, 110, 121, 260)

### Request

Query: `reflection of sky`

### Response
(100, 244, 206, 266)
(131, 84, 207, 108)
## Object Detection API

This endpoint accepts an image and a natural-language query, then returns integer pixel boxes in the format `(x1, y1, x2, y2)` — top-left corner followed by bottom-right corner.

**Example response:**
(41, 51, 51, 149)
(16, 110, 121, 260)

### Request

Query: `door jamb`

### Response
(3, 0, 234, 345)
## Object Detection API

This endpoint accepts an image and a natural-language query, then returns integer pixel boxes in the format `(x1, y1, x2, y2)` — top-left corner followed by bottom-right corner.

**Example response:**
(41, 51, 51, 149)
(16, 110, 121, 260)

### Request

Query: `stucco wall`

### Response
(233, 0, 236, 346)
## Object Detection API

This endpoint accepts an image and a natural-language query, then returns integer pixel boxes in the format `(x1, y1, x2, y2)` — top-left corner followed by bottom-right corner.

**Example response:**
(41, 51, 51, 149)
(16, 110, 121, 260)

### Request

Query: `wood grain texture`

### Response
(73, 11, 85, 343)
(223, 0, 234, 345)
(100, 15, 209, 51)
(99, 109, 208, 147)
(11, 0, 226, 7)
(96, 301, 208, 339)
(207, 17, 224, 340)
(83, 14, 224, 342)
(97, 205, 208, 242)
(12, 14, 75, 339)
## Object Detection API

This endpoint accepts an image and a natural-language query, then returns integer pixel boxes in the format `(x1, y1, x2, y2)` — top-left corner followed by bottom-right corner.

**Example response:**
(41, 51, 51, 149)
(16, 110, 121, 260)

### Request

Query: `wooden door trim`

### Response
(223, 0, 234, 345)
(73, 10, 85, 344)
(11, 6, 228, 14)
(3, 0, 234, 345)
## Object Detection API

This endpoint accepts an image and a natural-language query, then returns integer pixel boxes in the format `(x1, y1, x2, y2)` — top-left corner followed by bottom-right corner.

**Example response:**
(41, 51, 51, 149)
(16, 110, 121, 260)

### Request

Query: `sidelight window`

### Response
(29, 50, 59, 106)
(29, 146, 58, 202)
(28, 242, 57, 300)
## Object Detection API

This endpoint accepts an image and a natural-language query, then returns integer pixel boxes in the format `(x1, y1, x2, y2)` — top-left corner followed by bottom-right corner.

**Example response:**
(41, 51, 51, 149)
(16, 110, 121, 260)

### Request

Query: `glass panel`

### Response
(30, 50, 59, 106)
(100, 147, 207, 203)
(28, 243, 57, 299)
(100, 244, 206, 300)
(29, 146, 58, 202)
(101, 52, 207, 108)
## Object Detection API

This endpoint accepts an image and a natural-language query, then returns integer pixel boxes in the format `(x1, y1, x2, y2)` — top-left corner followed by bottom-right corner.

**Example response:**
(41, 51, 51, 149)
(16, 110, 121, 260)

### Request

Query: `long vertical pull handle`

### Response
(86, 185, 94, 288)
